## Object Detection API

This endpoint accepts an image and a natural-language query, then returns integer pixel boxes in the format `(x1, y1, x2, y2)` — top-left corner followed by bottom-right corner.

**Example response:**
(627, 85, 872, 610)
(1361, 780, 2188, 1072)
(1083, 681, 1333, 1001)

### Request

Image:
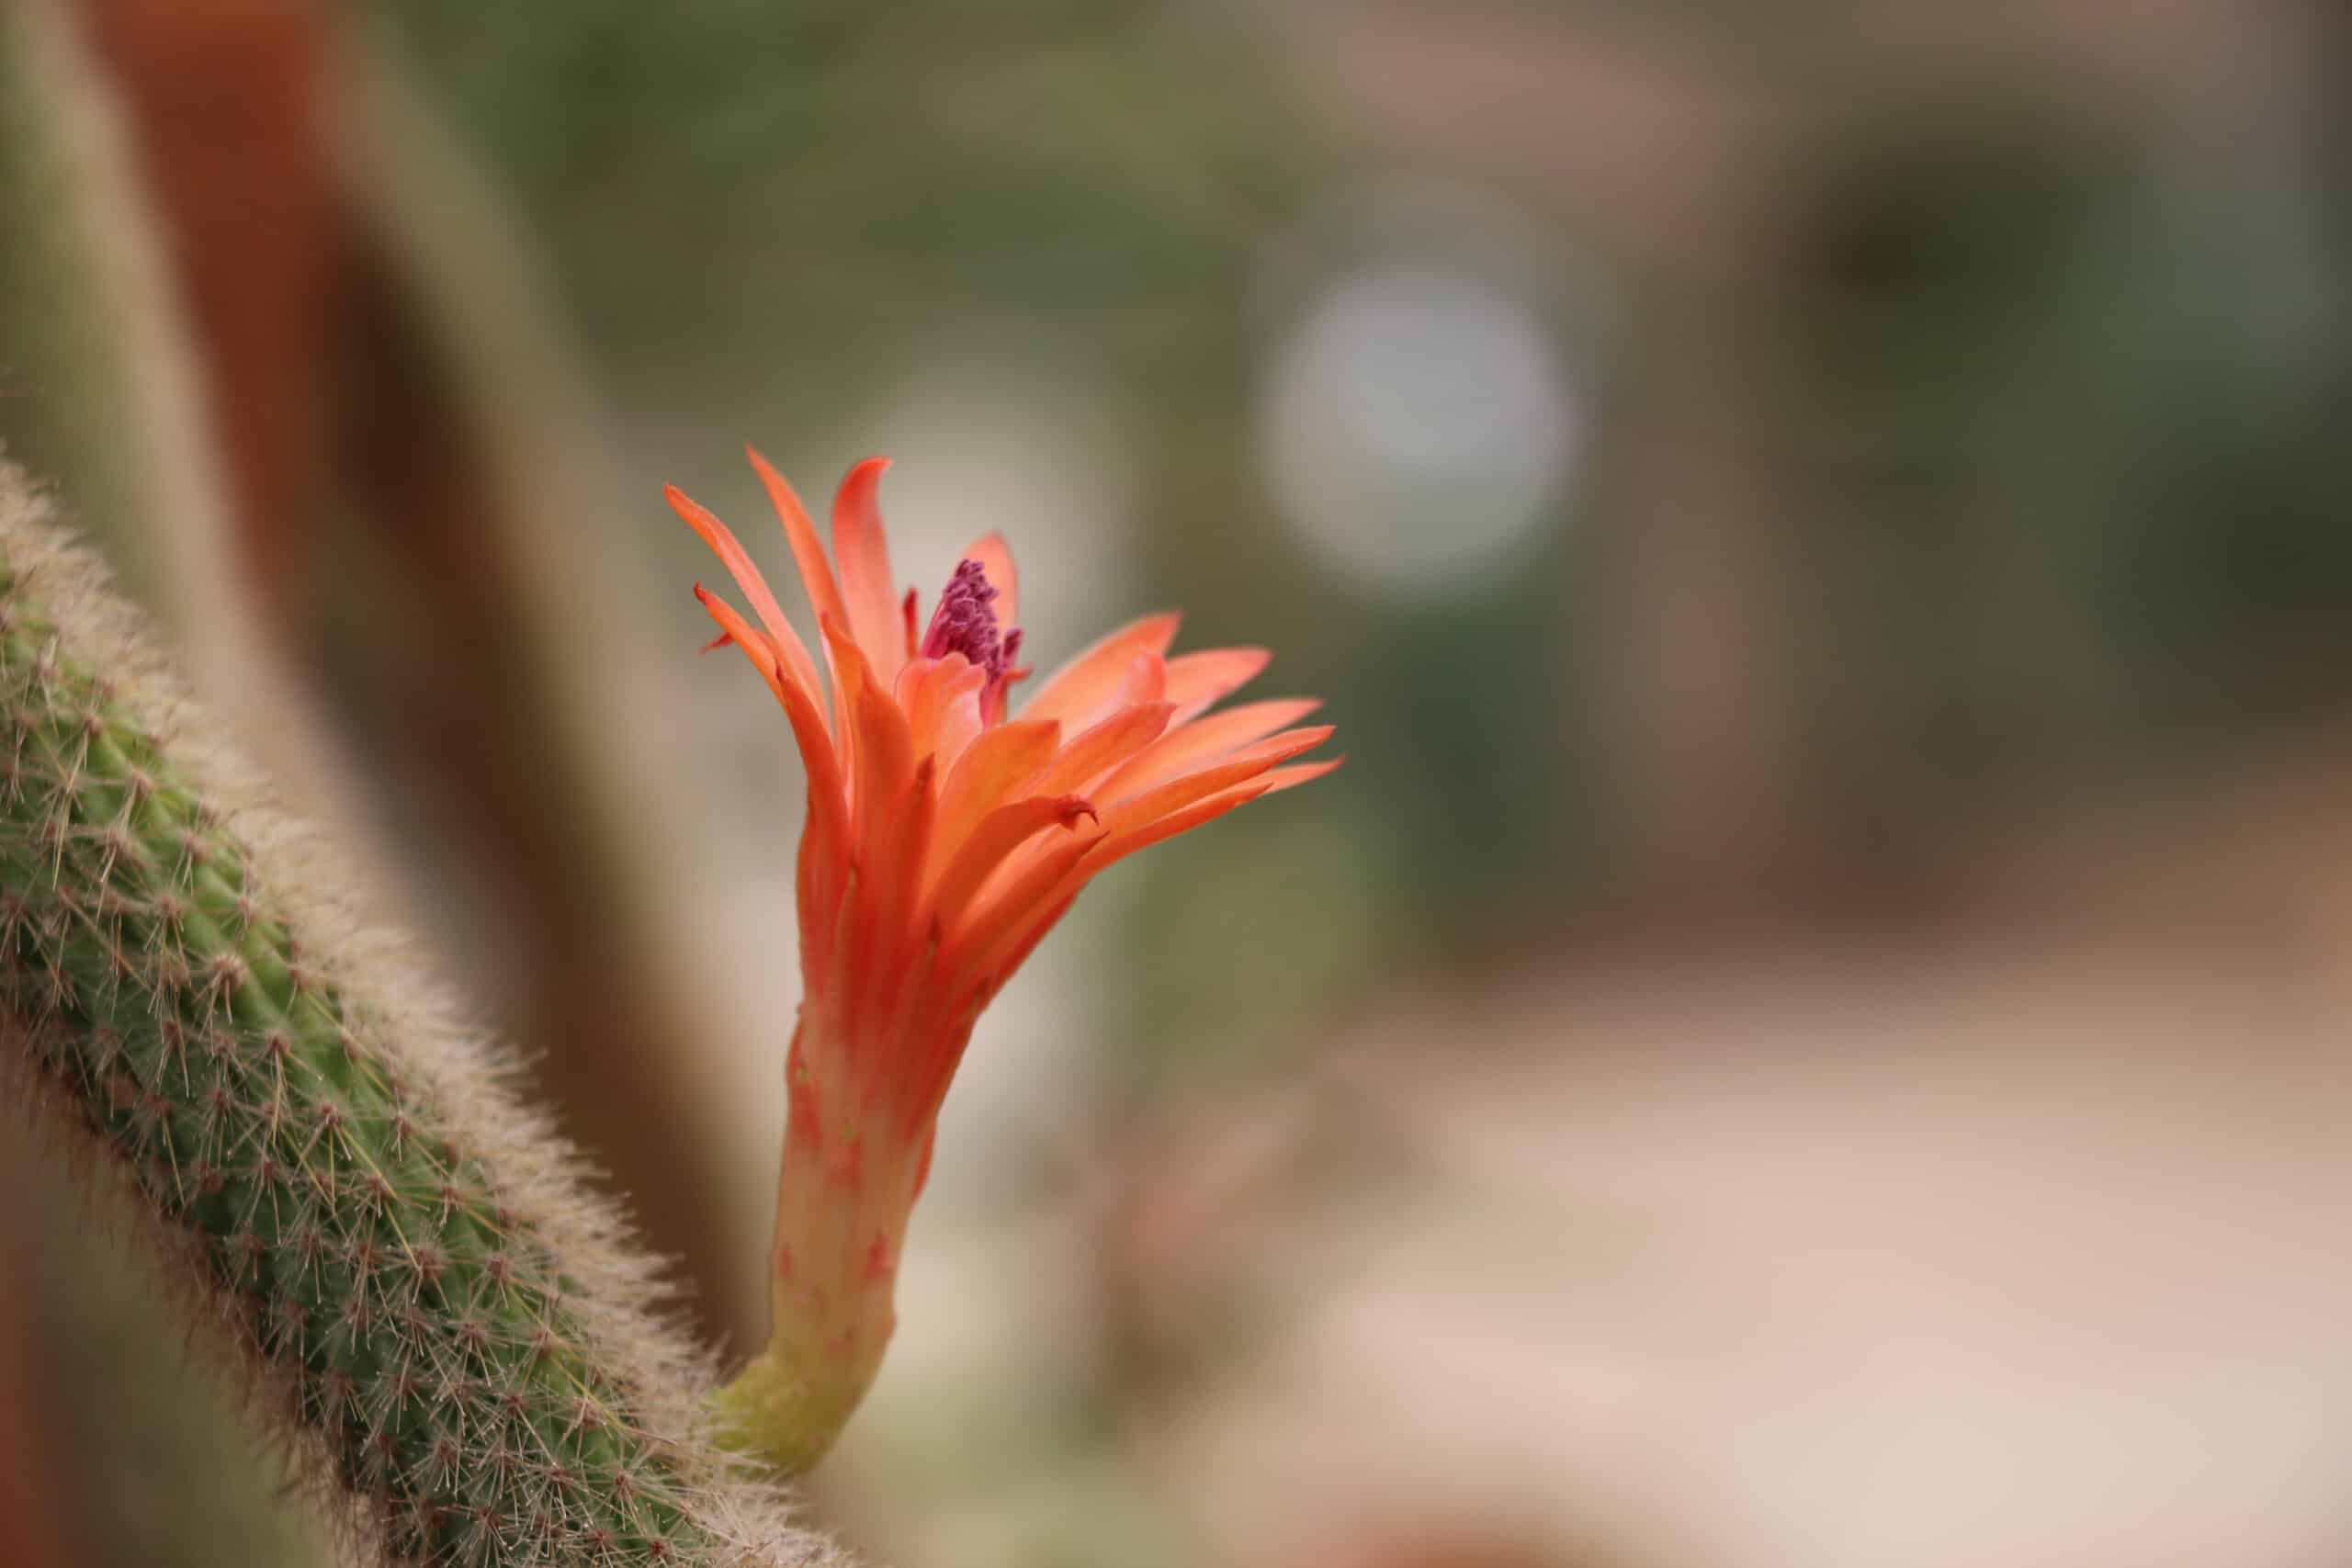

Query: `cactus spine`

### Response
(0, 467, 844, 1566)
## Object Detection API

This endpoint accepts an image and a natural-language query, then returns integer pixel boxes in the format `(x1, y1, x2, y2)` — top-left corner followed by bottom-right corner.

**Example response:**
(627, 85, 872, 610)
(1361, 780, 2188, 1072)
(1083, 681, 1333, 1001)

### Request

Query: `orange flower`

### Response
(679, 450, 1335, 1472)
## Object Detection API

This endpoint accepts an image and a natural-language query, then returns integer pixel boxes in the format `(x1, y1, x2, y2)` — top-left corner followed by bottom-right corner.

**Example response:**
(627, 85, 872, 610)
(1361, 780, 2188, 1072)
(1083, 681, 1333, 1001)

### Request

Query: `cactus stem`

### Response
(0, 462, 852, 1566)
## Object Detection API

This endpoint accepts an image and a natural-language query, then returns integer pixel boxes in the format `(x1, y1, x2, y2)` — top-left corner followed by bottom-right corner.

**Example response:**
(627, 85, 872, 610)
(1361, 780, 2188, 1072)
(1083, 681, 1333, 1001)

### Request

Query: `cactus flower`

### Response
(678, 451, 1336, 1472)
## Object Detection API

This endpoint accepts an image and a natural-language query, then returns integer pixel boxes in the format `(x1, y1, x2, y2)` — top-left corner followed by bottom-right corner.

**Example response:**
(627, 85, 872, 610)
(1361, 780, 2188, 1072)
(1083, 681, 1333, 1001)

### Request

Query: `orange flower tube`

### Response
(678, 451, 1336, 1472)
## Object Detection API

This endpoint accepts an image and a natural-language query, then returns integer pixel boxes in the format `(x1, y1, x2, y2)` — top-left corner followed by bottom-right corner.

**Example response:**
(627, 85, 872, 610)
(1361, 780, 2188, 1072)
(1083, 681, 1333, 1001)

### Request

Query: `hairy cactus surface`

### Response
(0, 466, 842, 1567)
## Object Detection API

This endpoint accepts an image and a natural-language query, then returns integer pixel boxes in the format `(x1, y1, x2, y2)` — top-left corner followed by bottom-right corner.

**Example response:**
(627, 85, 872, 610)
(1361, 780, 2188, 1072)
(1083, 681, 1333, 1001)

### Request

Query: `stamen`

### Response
(920, 559, 1015, 682)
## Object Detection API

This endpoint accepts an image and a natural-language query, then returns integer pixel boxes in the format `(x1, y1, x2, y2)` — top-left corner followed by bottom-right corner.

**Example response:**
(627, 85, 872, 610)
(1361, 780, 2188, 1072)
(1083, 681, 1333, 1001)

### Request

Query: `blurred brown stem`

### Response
(0, 1204, 70, 1568)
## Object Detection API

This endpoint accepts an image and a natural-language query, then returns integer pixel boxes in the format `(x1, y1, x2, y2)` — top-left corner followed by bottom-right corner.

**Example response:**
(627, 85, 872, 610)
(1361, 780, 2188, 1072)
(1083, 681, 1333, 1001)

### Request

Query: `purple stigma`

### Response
(921, 558, 1012, 682)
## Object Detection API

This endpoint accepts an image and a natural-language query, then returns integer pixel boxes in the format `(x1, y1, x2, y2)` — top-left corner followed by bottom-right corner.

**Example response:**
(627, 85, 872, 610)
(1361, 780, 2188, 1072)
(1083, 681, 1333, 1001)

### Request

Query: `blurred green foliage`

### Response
(1793, 98, 2352, 826)
(373, 0, 1306, 422)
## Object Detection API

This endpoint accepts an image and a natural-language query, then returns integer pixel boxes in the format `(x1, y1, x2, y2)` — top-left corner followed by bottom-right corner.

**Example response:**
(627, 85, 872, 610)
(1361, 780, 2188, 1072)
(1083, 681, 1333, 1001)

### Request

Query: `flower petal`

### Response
(1010, 755, 1339, 972)
(1021, 611, 1181, 730)
(909, 827, 1099, 1126)
(692, 584, 848, 908)
(1093, 726, 1333, 841)
(835, 622, 914, 832)
(895, 655, 986, 768)
(1162, 647, 1271, 722)
(926, 794, 1096, 933)
(1078, 777, 1273, 887)
(935, 828, 1101, 991)
(1119, 649, 1167, 708)
(949, 776, 1273, 1026)
(1095, 698, 1323, 807)
(1257, 756, 1343, 794)
(745, 445, 849, 640)
(932, 682, 986, 778)
(977, 746, 1331, 993)
(978, 699, 1177, 895)
(669, 486, 824, 706)
(864, 755, 938, 999)
(933, 718, 1060, 868)
(1027, 701, 1174, 799)
(832, 457, 906, 686)
(947, 727, 1329, 1002)
(824, 626, 920, 1041)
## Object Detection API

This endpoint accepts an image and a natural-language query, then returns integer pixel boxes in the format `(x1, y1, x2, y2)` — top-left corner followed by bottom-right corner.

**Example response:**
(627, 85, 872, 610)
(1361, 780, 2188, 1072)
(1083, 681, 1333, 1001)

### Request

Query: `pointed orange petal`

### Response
(1096, 698, 1323, 807)
(989, 694, 1303, 895)
(1080, 776, 1273, 886)
(926, 794, 1096, 932)
(868, 756, 938, 977)
(746, 445, 849, 631)
(960, 531, 1019, 627)
(1022, 611, 1182, 729)
(1026, 701, 1175, 798)
(1162, 647, 1271, 722)
(1001, 753, 1322, 971)
(910, 826, 1100, 1124)
(818, 613, 864, 801)
(976, 696, 1174, 895)
(1120, 649, 1167, 707)
(819, 613, 900, 827)
(707, 623, 845, 987)
(892, 657, 933, 747)
(748, 445, 857, 736)
(944, 771, 1265, 1023)
(970, 731, 1335, 999)
(832, 457, 906, 686)
(1232, 724, 1335, 763)
(692, 584, 848, 884)
(933, 684, 985, 777)
(1258, 756, 1343, 794)
(895, 655, 985, 764)
(1014, 755, 1337, 964)
(668, 486, 824, 705)
(1021, 783, 1277, 947)
(936, 828, 1101, 987)
(933, 717, 1061, 867)
(840, 751, 936, 1068)
(958, 729, 1328, 986)
(892, 652, 944, 720)
(1093, 726, 1332, 840)
(975, 891, 1076, 1008)
(934, 884, 1078, 1070)
(837, 622, 915, 835)
(827, 630, 918, 1046)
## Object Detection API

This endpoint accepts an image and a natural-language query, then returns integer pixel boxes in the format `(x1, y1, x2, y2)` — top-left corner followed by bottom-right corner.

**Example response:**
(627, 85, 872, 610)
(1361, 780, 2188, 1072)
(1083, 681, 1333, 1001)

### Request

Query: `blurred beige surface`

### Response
(1182, 960, 2350, 1568)
(1126, 771, 2352, 1568)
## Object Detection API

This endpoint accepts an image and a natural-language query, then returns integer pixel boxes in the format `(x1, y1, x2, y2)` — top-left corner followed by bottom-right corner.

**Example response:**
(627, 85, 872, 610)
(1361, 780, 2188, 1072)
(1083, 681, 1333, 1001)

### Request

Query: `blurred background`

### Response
(5, 0, 2352, 1563)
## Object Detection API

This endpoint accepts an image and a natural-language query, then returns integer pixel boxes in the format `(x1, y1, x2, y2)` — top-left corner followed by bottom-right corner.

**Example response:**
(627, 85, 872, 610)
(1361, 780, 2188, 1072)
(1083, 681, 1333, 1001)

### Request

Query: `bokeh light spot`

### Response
(1258, 255, 1577, 599)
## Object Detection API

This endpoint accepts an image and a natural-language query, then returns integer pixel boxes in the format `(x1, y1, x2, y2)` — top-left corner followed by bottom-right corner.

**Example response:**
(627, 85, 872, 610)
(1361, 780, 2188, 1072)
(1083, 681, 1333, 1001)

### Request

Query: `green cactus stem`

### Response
(0, 464, 848, 1566)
